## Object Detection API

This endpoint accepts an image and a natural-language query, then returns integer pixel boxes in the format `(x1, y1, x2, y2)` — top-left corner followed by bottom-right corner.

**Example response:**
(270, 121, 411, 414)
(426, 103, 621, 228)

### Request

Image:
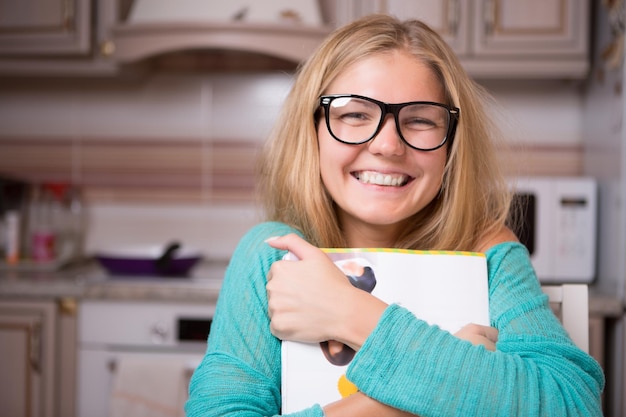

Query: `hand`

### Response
(454, 323, 498, 351)
(265, 234, 355, 343)
(265, 234, 387, 348)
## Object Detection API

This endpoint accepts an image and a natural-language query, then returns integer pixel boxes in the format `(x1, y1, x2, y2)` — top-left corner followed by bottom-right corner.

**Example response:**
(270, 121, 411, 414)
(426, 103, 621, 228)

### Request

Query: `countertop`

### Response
(0, 259, 623, 318)
(0, 259, 228, 304)
(588, 292, 623, 318)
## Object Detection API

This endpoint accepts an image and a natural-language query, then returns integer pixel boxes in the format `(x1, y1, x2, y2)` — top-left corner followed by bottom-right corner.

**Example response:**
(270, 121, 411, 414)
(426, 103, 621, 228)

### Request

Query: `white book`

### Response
(281, 248, 489, 413)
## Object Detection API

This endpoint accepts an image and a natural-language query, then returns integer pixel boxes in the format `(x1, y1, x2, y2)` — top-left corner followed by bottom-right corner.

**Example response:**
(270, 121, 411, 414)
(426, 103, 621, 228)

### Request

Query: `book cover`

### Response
(281, 249, 489, 413)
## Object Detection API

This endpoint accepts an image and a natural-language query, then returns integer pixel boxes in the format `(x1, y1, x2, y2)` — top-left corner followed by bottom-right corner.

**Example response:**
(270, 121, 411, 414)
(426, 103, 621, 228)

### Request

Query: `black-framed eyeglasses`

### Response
(319, 94, 460, 151)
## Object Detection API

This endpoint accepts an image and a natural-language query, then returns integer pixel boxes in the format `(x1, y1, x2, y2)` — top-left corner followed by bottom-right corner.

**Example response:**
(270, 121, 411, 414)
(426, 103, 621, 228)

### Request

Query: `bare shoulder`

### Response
(475, 226, 519, 253)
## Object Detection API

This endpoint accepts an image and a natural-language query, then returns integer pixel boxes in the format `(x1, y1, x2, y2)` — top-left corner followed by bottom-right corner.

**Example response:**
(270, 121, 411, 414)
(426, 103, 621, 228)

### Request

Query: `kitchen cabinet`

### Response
(0, 0, 91, 55)
(0, 298, 77, 417)
(0, 0, 590, 78)
(324, 0, 471, 54)
(321, 0, 590, 79)
(0, 0, 119, 76)
(0, 0, 331, 75)
(471, 0, 587, 58)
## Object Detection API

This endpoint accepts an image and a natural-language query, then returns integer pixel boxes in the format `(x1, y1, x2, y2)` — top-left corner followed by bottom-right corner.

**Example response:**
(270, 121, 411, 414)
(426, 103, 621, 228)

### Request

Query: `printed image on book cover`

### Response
(281, 249, 489, 413)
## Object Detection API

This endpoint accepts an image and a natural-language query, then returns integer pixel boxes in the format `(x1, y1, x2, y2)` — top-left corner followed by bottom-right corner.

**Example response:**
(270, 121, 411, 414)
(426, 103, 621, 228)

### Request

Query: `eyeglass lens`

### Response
(326, 96, 450, 150)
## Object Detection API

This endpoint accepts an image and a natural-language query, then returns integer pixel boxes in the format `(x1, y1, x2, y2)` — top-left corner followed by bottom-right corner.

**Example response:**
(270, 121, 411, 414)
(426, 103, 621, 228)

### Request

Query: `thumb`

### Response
(266, 233, 325, 261)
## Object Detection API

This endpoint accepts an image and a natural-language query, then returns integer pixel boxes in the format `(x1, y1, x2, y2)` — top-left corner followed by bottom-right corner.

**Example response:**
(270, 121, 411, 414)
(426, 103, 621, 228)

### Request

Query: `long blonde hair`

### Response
(258, 14, 511, 251)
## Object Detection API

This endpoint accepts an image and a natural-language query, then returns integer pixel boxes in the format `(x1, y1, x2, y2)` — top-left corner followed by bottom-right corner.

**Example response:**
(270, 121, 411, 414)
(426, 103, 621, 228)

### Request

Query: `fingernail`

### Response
(265, 236, 280, 243)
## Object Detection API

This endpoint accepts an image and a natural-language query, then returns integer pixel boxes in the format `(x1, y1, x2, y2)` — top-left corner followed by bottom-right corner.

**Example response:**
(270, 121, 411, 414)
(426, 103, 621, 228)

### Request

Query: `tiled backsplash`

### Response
(0, 137, 584, 261)
(0, 136, 583, 205)
(85, 202, 262, 260)
(0, 138, 260, 203)
(0, 73, 588, 259)
(0, 73, 292, 140)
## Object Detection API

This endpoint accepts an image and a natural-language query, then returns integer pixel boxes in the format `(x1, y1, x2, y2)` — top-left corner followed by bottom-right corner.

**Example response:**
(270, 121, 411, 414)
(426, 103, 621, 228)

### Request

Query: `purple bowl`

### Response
(96, 256, 201, 277)
(95, 245, 203, 277)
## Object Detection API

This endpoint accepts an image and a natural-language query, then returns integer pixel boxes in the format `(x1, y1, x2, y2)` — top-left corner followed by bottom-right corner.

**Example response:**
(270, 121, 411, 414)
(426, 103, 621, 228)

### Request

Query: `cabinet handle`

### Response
(58, 297, 77, 316)
(29, 322, 41, 374)
(63, 0, 75, 30)
(448, 0, 460, 36)
(100, 41, 116, 57)
(483, 0, 496, 36)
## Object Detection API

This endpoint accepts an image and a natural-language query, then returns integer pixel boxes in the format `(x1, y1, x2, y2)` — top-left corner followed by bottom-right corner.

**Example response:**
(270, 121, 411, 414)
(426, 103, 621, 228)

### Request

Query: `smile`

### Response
(353, 171, 409, 187)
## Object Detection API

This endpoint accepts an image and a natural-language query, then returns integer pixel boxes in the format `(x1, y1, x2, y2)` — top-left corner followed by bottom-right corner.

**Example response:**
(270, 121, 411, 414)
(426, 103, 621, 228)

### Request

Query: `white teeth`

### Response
(357, 171, 407, 186)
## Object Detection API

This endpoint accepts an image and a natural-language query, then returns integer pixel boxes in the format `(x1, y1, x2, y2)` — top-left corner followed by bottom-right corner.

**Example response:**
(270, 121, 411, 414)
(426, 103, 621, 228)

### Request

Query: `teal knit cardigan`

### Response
(186, 222, 604, 416)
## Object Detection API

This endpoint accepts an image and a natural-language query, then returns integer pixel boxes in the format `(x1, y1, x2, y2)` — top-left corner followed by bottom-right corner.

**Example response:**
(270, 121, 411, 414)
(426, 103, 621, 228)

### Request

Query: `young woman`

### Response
(186, 14, 604, 416)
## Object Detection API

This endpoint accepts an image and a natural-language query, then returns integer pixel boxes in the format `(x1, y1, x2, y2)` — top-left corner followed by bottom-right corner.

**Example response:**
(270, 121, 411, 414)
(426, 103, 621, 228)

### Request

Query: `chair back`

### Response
(541, 284, 589, 353)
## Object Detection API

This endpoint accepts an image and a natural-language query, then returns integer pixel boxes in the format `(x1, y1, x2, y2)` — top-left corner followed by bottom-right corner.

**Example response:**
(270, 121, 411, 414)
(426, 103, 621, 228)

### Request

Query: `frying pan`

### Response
(95, 241, 202, 277)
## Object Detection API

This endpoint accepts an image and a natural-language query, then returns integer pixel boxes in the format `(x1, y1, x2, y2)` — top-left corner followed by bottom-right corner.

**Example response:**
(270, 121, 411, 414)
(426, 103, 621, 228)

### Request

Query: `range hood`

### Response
(112, 0, 331, 68)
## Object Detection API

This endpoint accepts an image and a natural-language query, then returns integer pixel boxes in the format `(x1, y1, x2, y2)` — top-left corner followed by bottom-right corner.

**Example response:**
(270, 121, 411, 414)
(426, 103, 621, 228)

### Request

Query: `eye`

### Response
(330, 99, 380, 126)
(403, 116, 438, 131)
(338, 111, 375, 123)
(401, 105, 447, 131)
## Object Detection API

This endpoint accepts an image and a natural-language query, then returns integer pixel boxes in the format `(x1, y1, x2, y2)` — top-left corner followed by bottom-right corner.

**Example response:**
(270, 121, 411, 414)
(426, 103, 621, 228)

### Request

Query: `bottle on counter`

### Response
(4, 210, 20, 264)
(61, 184, 86, 260)
(28, 182, 86, 263)
(0, 176, 29, 265)
(29, 184, 58, 262)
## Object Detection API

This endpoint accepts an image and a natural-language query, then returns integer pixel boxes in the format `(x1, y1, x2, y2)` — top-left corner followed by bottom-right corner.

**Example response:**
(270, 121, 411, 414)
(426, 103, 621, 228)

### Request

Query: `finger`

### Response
(483, 326, 499, 343)
(481, 338, 497, 352)
(265, 233, 326, 261)
(464, 323, 499, 343)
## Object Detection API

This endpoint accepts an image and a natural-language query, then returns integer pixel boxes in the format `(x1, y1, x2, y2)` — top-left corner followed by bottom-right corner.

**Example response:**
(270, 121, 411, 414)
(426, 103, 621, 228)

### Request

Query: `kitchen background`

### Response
(0, 0, 595, 259)
(0, 75, 587, 259)
(1, 0, 625, 416)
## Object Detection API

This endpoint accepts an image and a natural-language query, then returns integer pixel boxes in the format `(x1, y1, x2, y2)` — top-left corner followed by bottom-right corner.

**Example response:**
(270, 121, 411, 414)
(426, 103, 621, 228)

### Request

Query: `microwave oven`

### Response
(508, 177, 597, 284)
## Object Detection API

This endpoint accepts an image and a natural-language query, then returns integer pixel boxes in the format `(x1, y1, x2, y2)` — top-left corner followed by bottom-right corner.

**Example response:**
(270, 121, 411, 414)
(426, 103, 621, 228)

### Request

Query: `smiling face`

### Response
(318, 50, 449, 247)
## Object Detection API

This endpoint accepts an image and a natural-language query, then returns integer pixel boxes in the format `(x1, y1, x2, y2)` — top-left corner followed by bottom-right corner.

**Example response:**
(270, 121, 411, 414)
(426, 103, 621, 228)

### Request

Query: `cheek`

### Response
(417, 149, 448, 192)
(317, 127, 344, 182)
(427, 147, 448, 177)
(434, 156, 447, 181)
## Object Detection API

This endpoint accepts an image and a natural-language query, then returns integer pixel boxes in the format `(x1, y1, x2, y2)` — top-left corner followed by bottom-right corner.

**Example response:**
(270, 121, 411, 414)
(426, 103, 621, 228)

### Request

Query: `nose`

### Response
(367, 115, 406, 156)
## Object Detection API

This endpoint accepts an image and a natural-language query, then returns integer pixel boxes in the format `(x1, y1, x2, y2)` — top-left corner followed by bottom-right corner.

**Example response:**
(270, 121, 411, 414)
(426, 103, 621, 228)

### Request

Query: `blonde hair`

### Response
(258, 14, 511, 251)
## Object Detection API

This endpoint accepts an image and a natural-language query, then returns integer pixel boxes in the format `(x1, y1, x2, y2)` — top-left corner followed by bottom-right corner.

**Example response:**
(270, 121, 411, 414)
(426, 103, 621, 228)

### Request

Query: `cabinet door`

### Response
(0, 0, 120, 76)
(0, 0, 90, 55)
(322, 0, 470, 55)
(472, 0, 589, 56)
(386, 0, 470, 55)
(320, 0, 382, 28)
(0, 301, 56, 417)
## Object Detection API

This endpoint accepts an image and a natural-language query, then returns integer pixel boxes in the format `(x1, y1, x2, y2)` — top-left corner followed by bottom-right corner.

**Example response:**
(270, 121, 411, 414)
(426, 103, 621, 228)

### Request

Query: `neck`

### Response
(342, 221, 405, 249)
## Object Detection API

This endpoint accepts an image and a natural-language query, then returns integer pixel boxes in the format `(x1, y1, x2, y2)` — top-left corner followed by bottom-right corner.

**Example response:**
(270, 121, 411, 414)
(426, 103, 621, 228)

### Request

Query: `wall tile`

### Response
(85, 202, 263, 260)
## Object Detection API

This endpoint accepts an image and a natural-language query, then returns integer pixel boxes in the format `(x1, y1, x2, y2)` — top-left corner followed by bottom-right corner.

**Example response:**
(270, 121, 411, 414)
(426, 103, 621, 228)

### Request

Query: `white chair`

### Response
(541, 284, 589, 353)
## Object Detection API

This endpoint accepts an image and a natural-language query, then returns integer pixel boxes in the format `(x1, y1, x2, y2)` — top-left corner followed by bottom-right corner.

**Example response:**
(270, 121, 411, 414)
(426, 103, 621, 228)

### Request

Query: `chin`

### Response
(360, 214, 412, 229)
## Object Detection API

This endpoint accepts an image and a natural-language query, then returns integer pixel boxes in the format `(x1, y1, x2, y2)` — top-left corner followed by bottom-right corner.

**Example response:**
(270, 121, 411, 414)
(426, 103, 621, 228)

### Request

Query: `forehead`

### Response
(325, 50, 445, 104)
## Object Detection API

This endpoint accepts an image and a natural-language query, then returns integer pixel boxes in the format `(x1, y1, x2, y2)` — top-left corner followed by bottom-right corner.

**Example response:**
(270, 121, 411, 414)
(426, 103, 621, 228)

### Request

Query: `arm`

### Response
(345, 242, 604, 416)
(185, 222, 324, 417)
(321, 322, 498, 417)
(186, 226, 492, 417)
(267, 234, 500, 417)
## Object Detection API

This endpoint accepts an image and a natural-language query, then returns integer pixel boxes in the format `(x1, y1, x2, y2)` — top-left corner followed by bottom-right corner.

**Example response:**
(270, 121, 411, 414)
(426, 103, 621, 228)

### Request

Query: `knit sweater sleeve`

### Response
(346, 241, 605, 416)
(185, 222, 324, 417)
